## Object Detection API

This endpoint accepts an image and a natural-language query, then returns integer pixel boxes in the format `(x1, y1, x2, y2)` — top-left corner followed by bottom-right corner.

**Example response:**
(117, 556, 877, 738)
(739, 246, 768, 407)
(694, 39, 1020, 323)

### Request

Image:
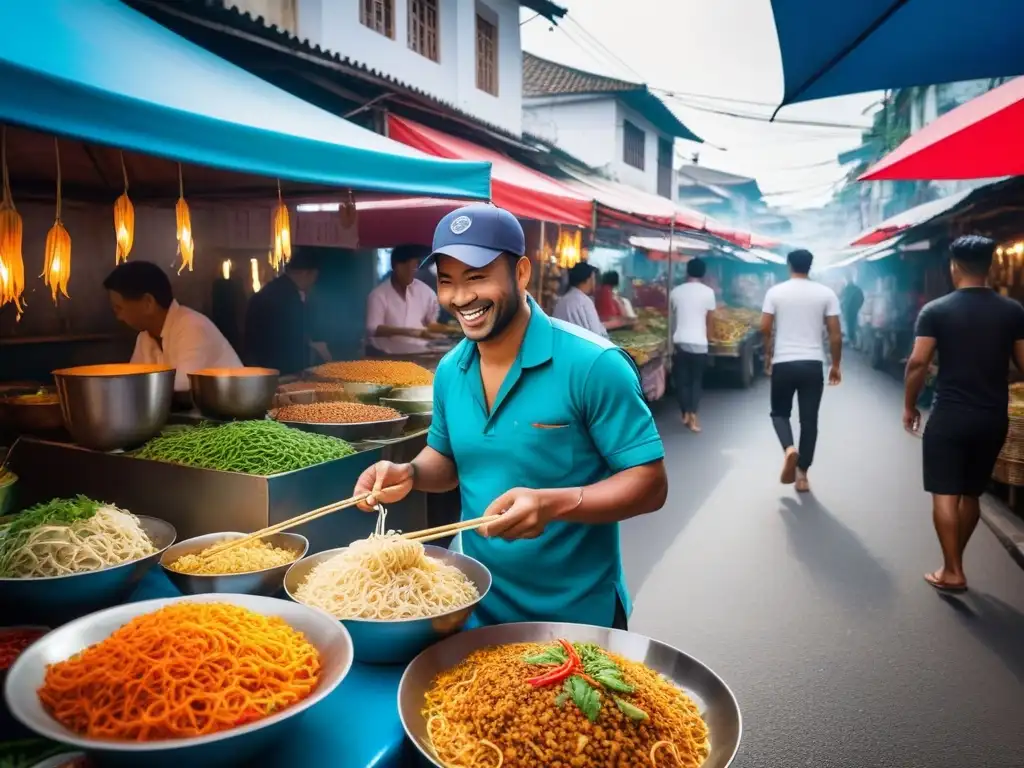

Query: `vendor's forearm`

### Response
(409, 447, 460, 494)
(904, 359, 928, 409)
(550, 462, 667, 525)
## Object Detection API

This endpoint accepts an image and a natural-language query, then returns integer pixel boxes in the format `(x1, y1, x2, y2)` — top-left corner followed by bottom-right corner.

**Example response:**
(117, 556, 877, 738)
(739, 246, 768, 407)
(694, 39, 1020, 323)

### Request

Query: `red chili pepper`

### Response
(559, 639, 582, 669)
(527, 659, 574, 687)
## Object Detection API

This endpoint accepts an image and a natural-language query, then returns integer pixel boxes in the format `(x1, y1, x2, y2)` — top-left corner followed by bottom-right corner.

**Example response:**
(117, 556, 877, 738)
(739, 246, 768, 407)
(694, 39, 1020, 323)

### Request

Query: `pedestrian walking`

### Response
(840, 276, 864, 345)
(760, 249, 842, 492)
(669, 258, 716, 432)
(903, 235, 1024, 593)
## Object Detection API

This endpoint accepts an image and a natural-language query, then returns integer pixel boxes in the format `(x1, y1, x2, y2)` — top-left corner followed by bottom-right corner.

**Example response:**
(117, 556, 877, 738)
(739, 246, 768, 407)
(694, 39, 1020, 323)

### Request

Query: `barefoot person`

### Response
(669, 257, 716, 432)
(760, 249, 842, 492)
(353, 204, 667, 629)
(903, 235, 1024, 592)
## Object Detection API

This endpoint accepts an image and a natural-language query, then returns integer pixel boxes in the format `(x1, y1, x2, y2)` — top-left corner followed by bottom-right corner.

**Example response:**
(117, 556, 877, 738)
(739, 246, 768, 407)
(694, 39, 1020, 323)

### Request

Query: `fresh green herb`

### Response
(612, 695, 649, 722)
(0, 496, 103, 577)
(522, 646, 569, 666)
(576, 642, 635, 693)
(592, 669, 634, 693)
(554, 686, 570, 708)
(566, 675, 601, 722)
(0, 738, 75, 768)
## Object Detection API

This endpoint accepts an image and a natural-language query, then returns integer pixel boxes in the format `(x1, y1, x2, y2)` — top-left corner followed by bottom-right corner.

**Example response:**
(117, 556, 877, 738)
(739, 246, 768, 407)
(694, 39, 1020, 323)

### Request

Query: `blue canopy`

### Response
(772, 0, 1024, 108)
(0, 0, 491, 200)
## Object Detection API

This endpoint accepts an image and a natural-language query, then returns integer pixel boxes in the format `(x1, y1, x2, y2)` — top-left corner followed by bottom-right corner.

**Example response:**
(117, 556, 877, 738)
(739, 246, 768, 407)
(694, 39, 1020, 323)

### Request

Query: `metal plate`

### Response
(398, 622, 742, 768)
(3, 594, 354, 768)
(276, 415, 409, 442)
(0, 517, 177, 626)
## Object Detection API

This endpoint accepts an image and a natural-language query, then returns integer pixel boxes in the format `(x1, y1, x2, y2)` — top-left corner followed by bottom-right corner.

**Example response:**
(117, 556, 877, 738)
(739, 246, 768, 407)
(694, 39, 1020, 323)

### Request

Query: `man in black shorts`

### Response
(904, 235, 1024, 592)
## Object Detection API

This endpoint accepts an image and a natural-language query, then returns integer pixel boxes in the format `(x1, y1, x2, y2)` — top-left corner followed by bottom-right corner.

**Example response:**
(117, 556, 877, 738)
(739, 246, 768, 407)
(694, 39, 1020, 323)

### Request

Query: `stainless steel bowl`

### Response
(337, 381, 392, 403)
(188, 368, 280, 420)
(283, 544, 490, 664)
(379, 396, 433, 414)
(0, 389, 64, 436)
(276, 414, 408, 442)
(388, 385, 432, 401)
(399, 623, 742, 768)
(160, 531, 309, 597)
(406, 411, 432, 432)
(53, 364, 174, 451)
(4, 594, 354, 768)
(0, 516, 177, 626)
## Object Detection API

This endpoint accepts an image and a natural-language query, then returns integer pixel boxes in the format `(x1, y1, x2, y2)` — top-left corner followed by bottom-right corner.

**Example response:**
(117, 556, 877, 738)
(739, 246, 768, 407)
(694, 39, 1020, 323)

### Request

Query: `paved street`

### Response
(625, 357, 1024, 768)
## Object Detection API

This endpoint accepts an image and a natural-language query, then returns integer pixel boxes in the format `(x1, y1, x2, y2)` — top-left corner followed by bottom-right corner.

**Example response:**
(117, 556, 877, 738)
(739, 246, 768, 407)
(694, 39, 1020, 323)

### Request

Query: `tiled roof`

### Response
(125, 0, 535, 145)
(522, 53, 702, 143)
(523, 52, 640, 97)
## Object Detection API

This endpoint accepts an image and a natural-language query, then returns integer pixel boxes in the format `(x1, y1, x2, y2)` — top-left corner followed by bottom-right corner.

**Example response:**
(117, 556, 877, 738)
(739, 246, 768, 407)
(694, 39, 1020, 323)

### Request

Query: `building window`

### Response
(360, 0, 394, 38)
(408, 0, 439, 61)
(476, 13, 498, 96)
(623, 120, 645, 170)
(657, 137, 673, 198)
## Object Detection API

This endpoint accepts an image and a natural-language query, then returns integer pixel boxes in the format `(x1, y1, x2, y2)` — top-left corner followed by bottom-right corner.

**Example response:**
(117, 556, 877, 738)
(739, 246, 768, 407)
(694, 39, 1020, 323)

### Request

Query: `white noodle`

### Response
(294, 505, 479, 620)
(2, 505, 155, 578)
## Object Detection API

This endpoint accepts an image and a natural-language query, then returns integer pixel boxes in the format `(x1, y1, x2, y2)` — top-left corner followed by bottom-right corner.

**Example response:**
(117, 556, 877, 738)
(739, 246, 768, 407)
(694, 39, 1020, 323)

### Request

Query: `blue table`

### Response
(110, 570, 415, 768)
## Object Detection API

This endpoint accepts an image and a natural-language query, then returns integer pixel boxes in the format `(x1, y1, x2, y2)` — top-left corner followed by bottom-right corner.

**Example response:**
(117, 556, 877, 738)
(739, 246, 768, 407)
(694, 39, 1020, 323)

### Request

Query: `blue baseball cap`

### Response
(425, 204, 526, 269)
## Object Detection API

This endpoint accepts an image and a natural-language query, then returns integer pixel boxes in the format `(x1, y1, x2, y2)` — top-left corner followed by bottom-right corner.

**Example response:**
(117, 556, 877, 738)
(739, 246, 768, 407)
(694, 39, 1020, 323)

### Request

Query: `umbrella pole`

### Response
(666, 220, 675, 369)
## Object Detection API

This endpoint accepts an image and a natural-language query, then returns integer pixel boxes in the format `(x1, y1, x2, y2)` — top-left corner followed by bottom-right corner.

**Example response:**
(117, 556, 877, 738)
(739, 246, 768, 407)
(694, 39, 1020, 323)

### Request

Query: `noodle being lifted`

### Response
(423, 640, 710, 768)
(38, 602, 321, 740)
(0, 496, 154, 578)
(294, 507, 479, 620)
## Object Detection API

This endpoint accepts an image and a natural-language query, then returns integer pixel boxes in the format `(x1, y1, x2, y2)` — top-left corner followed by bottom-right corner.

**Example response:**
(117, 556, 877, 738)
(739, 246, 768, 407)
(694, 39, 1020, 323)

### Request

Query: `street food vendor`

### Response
(596, 270, 637, 320)
(354, 204, 668, 630)
(243, 249, 330, 375)
(365, 244, 448, 354)
(552, 261, 608, 337)
(103, 260, 240, 391)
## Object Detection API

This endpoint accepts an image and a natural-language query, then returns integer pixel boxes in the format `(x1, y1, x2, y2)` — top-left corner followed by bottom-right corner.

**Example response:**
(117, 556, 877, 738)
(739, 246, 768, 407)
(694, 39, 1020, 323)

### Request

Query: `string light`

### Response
(250, 257, 261, 293)
(221, 259, 232, 280)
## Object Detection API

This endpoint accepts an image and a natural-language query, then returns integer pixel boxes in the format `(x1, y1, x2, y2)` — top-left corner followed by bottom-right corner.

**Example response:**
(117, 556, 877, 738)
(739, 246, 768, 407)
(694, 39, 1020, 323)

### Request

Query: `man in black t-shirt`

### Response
(904, 235, 1024, 592)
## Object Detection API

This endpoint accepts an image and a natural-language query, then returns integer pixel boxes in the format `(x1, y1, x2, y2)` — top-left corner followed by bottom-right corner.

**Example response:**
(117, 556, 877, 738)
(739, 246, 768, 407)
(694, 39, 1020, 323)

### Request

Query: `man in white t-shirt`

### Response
(670, 257, 717, 432)
(760, 249, 842, 492)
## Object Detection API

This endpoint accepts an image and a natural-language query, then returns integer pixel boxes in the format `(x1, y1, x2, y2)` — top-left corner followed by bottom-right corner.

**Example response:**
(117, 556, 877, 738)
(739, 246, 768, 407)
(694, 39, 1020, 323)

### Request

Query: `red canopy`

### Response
(861, 76, 1024, 180)
(387, 115, 593, 227)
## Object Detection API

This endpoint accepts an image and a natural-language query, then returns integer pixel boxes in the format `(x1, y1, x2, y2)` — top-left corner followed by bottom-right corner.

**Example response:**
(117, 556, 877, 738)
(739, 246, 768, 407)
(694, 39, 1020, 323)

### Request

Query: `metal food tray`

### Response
(273, 414, 409, 442)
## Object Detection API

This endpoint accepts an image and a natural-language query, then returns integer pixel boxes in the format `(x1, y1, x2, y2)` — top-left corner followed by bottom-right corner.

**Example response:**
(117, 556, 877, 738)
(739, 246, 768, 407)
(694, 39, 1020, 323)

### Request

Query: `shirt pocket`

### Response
(512, 419, 575, 484)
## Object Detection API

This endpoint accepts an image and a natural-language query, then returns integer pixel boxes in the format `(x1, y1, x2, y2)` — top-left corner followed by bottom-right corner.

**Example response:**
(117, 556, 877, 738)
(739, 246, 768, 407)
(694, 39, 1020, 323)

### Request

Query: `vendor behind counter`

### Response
(365, 244, 448, 355)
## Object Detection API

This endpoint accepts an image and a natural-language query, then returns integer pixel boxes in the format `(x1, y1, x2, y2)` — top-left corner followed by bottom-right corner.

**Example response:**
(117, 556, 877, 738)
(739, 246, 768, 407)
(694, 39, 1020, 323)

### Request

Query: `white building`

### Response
(521, 53, 701, 200)
(224, 0, 566, 136)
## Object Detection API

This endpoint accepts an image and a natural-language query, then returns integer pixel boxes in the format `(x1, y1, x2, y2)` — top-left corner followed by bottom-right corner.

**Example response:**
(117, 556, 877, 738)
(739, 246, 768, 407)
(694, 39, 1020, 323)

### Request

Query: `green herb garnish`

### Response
(566, 675, 601, 722)
(523, 646, 568, 666)
(0, 496, 103, 577)
(612, 695, 649, 722)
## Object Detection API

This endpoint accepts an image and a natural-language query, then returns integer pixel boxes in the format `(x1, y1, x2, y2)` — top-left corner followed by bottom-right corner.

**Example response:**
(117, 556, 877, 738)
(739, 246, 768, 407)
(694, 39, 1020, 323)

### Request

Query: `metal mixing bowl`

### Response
(379, 396, 433, 414)
(53, 364, 174, 451)
(3, 593, 354, 768)
(188, 368, 279, 420)
(388, 385, 432, 401)
(399, 623, 743, 768)
(160, 531, 309, 597)
(276, 414, 409, 442)
(337, 381, 393, 403)
(283, 544, 490, 664)
(0, 389, 64, 436)
(0, 516, 177, 627)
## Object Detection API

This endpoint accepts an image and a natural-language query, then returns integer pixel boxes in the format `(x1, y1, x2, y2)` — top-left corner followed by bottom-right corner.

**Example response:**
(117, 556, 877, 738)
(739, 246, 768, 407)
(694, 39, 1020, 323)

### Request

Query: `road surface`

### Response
(625, 358, 1024, 768)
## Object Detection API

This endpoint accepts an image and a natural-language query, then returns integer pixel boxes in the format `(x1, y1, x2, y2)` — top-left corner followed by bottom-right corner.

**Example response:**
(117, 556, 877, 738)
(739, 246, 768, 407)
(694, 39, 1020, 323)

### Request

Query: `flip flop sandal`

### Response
(924, 573, 967, 593)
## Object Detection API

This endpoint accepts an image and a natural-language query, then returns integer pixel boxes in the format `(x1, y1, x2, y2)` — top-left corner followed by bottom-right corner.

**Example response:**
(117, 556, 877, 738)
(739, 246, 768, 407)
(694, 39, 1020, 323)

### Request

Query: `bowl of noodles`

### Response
(283, 508, 490, 664)
(0, 497, 176, 626)
(160, 531, 309, 597)
(399, 623, 742, 768)
(3, 594, 353, 767)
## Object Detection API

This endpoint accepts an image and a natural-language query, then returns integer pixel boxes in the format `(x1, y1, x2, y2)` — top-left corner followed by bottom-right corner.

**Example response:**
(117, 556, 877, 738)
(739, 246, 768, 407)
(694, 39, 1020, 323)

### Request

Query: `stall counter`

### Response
(130, 569, 415, 768)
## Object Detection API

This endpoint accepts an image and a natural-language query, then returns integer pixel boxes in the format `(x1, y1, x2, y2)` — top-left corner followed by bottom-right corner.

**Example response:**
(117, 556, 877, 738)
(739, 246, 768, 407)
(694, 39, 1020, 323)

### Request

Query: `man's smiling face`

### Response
(435, 254, 529, 342)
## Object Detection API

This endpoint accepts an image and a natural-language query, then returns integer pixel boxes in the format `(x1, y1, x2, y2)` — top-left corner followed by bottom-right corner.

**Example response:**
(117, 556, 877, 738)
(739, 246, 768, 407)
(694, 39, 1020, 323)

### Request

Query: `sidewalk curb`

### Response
(980, 494, 1024, 571)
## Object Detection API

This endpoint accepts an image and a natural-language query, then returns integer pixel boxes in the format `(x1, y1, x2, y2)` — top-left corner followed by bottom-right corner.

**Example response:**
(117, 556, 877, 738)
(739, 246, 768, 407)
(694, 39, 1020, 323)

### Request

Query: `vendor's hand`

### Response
(354, 461, 414, 511)
(481, 487, 565, 540)
(828, 365, 842, 386)
(903, 407, 922, 434)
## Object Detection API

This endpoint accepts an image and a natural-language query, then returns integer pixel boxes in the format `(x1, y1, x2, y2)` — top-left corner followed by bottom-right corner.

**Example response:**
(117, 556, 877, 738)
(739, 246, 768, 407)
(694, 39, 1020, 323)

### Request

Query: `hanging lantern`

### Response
(250, 257, 262, 293)
(175, 164, 194, 273)
(0, 126, 25, 317)
(557, 228, 582, 269)
(271, 180, 291, 270)
(42, 138, 71, 303)
(113, 152, 134, 263)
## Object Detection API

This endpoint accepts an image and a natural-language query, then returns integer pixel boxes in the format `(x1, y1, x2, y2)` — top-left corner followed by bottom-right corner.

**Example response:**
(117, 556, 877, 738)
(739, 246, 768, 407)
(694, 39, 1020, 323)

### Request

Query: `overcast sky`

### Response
(520, 0, 883, 211)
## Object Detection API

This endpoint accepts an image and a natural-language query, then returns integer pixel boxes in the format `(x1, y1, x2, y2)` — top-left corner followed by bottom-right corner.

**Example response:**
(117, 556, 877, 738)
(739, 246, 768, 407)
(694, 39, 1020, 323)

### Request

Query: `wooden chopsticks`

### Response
(199, 484, 405, 560)
(401, 515, 500, 543)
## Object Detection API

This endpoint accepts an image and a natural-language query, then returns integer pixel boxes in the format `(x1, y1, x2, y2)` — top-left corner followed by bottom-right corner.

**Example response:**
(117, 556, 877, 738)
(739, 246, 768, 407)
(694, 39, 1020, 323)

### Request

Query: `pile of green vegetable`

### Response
(0, 738, 78, 768)
(132, 420, 355, 475)
(0, 496, 102, 576)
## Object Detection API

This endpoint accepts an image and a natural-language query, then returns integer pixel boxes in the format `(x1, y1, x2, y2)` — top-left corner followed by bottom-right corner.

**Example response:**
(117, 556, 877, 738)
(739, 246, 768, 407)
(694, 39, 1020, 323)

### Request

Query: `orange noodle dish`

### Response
(423, 640, 709, 767)
(37, 603, 321, 741)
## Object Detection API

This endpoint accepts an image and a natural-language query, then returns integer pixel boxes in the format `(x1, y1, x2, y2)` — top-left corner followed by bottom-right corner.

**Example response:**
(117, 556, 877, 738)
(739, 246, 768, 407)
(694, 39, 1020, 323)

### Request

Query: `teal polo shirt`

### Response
(427, 298, 664, 627)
